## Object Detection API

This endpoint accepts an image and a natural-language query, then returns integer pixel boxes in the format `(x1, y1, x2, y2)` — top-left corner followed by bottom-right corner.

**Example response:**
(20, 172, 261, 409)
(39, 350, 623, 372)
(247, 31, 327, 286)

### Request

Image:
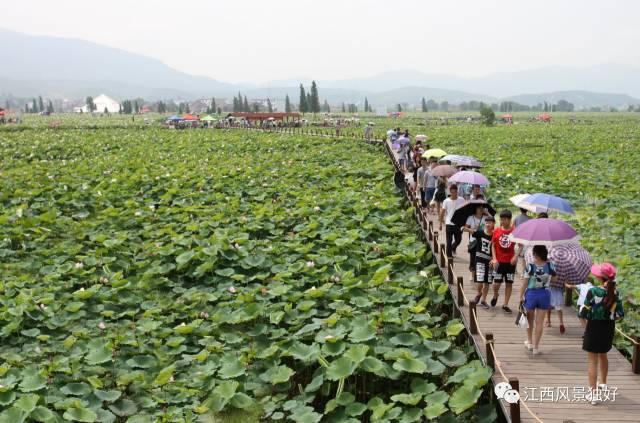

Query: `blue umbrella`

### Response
(519, 193, 574, 215)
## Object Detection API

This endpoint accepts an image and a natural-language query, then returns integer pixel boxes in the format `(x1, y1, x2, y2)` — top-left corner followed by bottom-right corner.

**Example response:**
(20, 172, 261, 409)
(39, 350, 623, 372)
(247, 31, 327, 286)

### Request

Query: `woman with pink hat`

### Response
(579, 262, 624, 405)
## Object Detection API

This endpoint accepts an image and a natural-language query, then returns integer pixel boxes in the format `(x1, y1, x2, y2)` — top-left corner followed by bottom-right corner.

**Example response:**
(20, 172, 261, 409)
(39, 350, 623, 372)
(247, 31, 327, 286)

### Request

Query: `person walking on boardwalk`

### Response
(521, 245, 556, 355)
(579, 263, 624, 405)
(433, 174, 448, 219)
(490, 210, 515, 313)
(512, 208, 532, 275)
(463, 216, 494, 309)
(425, 158, 438, 214)
(565, 278, 593, 335)
(440, 184, 465, 259)
(464, 204, 488, 283)
(416, 157, 430, 208)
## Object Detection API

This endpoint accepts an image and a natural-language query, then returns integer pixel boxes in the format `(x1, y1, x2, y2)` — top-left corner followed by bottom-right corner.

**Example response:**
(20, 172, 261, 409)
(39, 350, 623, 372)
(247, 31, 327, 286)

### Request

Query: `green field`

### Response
(1, 113, 639, 421)
(1, 123, 494, 421)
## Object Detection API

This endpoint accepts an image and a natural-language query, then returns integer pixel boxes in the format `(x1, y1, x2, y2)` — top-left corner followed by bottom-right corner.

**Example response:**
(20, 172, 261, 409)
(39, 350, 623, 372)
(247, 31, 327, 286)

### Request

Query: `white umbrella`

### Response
(510, 194, 547, 213)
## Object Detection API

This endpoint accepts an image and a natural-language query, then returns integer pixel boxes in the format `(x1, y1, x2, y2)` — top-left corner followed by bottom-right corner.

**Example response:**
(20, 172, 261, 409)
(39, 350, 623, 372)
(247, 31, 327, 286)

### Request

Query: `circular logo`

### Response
(499, 234, 511, 249)
(494, 382, 512, 399)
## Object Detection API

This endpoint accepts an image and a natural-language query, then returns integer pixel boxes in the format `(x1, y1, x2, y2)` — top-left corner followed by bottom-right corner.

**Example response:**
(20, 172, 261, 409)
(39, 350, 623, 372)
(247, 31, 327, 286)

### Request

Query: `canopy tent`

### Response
(200, 115, 216, 121)
(0, 109, 4, 116)
(229, 112, 300, 121)
(501, 114, 513, 119)
(538, 113, 552, 122)
(166, 115, 183, 121)
(182, 114, 199, 121)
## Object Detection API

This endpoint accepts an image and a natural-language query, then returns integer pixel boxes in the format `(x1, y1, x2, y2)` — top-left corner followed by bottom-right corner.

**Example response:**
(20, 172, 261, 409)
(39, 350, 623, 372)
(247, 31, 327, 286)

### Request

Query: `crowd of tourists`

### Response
(388, 128, 624, 405)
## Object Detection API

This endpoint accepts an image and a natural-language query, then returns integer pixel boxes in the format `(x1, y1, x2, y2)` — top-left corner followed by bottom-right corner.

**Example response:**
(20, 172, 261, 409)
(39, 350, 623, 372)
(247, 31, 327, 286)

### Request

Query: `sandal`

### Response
(544, 321, 551, 328)
(560, 324, 566, 334)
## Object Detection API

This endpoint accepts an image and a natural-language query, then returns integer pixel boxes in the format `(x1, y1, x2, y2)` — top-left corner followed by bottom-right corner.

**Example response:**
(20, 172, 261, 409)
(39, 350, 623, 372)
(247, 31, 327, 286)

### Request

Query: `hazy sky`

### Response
(2, 0, 639, 83)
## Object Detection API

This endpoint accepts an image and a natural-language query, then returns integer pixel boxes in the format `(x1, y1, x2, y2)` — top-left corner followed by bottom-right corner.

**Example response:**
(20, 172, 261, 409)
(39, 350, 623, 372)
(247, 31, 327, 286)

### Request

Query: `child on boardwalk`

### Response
(463, 216, 495, 309)
(490, 210, 515, 313)
(565, 279, 593, 333)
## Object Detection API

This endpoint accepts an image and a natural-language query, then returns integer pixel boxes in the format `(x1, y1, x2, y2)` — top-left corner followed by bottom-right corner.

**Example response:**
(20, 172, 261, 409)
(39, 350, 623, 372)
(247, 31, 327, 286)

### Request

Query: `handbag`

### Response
(467, 239, 477, 253)
(515, 301, 529, 329)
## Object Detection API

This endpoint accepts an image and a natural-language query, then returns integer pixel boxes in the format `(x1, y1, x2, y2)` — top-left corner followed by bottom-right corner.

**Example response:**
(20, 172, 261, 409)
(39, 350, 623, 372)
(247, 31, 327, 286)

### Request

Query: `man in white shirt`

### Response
(416, 157, 430, 208)
(439, 184, 466, 259)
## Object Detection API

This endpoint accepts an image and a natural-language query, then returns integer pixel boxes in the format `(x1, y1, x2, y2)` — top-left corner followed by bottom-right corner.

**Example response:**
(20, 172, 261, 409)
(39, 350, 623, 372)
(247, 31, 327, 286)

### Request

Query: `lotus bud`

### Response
(75, 262, 83, 269)
(98, 322, 106, 330)
(228, 286, 236, 294)
(100, 276, 109, 284)
(306, 261, 315, 268)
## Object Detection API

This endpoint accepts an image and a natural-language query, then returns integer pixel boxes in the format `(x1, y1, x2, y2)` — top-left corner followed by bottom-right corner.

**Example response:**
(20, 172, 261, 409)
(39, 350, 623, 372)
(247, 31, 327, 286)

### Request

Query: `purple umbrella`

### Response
(440, 154, 483, 168)
(448, 170, 490, 186)
(509, 218, 579, 247)
(525, 243, 592, 289)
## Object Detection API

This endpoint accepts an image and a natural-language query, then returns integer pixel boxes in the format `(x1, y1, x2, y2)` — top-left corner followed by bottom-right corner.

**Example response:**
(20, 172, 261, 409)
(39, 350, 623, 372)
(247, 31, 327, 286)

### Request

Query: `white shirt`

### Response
(465, 215, 486, 241)
(577, 282, 594, 307)
(442, 197, 466, 225)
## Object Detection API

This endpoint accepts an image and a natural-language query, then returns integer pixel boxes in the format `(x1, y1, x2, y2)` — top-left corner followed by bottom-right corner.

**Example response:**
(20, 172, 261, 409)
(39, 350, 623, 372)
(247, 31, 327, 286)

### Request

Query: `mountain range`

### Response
(1, 28, 639, 108)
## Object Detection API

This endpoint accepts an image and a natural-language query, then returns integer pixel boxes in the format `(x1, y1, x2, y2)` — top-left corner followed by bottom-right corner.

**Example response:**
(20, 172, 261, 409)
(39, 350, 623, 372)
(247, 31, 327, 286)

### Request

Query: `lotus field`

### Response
(0, 127, 492, 422)
(1, 114, 640, 422)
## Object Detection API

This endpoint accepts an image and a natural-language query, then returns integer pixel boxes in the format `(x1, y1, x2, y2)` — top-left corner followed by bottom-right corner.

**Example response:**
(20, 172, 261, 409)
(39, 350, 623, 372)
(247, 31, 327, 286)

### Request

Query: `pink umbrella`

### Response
(431, 165, 458, 177)
(448, 170, 490, 186)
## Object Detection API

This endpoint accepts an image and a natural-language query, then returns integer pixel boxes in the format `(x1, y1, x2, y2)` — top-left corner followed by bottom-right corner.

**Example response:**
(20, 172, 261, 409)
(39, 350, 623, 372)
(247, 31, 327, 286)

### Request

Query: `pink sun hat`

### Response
(591, 262, 617, 281)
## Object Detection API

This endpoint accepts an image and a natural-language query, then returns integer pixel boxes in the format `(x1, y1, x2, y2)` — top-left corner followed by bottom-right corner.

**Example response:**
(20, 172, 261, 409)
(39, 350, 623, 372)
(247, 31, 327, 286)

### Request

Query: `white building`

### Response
(74, 94, 121, 113)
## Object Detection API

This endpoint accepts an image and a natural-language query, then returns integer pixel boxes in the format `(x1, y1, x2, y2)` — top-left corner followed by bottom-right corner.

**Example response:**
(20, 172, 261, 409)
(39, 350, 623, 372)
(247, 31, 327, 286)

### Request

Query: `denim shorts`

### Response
(425, 187, 436, 203)
(524, 288, 551, 311)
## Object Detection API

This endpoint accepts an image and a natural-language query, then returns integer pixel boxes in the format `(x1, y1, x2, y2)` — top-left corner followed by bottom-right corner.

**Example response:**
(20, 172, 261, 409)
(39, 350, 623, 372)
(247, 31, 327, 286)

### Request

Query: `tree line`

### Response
(18, 95, 55, 113)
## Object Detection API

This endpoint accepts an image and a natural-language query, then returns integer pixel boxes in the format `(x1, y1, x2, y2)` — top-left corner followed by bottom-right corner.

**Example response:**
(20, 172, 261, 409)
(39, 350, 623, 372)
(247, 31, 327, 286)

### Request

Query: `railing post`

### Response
(428, 221, 433, 241)
(457, 277, 464, 307)
(448, 262, 454, 285)
(439, 244, 446, 267)
(633, 337, 640, 374)
(486, 333, 494, 370)
(564, 286, 572, 306)
(469, 301, 478, 334)
(509, 377, 520, 423)
(433, 235, 439, 255)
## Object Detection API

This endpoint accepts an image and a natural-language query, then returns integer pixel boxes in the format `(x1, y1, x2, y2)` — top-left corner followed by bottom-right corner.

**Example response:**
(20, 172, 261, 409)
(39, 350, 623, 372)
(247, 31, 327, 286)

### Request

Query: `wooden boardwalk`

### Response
(383, 140, 640, 422)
